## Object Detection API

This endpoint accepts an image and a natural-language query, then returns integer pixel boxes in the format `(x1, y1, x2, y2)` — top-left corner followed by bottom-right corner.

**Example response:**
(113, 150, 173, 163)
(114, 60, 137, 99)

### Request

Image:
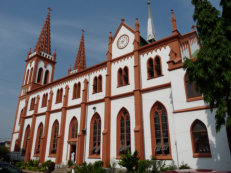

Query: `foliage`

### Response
(0, 146, 10, 161)
(137, 159, 151, 173)
(179, 162, 191, 169)
(118, 150, 139, 173)
(159, 161, 177, 172)
(75, 161, 105, 173)
(68, 160, 74, 167)
(149, 158, 166, 173)
(183, 0, 231, 131)
(107, 161, 117, 173)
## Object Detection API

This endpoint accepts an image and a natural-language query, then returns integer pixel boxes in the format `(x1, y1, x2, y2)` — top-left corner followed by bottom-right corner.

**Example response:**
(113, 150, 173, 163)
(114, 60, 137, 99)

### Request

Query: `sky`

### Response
(0, 0, 221, 141)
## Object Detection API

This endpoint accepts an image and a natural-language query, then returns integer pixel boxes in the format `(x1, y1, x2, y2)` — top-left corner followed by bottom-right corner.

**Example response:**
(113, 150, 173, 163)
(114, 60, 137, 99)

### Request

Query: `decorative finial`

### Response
(82, 29, 84, 33)
(192, 25, 196, 31)
(171, 9, 178, 34)
(147, 0, 150, 5)
(147, 0, 156, 42)
(121, 18, 125, 23)
(48, 7, 52, 12)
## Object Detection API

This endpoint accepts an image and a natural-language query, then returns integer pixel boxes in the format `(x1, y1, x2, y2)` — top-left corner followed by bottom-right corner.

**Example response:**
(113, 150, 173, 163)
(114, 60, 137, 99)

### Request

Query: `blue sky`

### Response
(0, 0, 220, 141)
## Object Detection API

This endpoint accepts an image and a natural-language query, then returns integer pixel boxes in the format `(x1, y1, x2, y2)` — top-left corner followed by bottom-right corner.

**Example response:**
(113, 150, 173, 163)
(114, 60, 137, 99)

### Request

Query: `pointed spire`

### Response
(34, 8, 51, 54)
(147, 0, 156, 42)
(171, 9, 178, 34)
(74, 29, 86, 72)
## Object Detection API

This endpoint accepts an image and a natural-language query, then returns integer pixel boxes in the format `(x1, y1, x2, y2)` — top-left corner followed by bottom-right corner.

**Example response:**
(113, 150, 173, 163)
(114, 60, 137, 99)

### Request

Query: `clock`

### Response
(117, 35, 129, 49)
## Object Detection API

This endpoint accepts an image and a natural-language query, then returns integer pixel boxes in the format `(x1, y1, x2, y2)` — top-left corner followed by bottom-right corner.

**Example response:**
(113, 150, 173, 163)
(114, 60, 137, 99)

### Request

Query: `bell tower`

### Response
(21, 8, 56, 96)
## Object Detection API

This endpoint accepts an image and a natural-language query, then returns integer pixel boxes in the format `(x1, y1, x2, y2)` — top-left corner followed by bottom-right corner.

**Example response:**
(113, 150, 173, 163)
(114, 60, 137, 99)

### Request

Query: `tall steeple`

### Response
(34, 8, 51, 54)
(171, 9, 178, 34)
(147, 0, 156, 42)
(74, 29, 86, 72)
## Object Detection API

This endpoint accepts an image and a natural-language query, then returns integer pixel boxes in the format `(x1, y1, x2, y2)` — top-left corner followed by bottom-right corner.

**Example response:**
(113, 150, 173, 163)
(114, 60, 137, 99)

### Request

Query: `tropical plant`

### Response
(118, 150, 139, 173)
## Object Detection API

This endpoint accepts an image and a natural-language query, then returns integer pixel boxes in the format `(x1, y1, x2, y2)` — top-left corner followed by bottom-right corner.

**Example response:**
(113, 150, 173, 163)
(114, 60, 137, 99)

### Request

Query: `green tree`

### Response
(183, 0, 231, 131)
(0, 146, 10, 161)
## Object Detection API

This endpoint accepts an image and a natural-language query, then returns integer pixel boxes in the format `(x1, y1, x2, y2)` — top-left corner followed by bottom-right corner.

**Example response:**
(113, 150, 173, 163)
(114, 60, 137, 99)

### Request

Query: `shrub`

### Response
(68, 160, 73, 167)
(137, 160, 151, 173)
(150, 159, 166, 173)
(118, 150, 139, 173)
(179, 162, 190, 169)
(75, 161, 105, 173)
(0, 146, 10, 161)
(160, 161, 177, 172)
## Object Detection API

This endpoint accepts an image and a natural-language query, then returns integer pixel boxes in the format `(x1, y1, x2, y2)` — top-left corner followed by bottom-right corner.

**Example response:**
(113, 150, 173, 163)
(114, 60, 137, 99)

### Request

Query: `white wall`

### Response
(15, 99, 26, 132)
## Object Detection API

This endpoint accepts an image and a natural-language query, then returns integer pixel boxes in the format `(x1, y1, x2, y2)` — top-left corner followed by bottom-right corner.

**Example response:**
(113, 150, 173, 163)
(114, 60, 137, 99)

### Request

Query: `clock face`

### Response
(117, 35, 129, 49)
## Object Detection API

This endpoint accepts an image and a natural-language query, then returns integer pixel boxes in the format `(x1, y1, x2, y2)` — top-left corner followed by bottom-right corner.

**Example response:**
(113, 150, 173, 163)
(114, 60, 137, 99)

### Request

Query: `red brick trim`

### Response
(173, 105, 210, 113)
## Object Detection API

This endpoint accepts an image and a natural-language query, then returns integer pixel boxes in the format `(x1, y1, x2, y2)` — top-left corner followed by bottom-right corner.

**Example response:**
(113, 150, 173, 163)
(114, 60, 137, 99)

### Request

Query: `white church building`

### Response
(10, 2, 231, 171)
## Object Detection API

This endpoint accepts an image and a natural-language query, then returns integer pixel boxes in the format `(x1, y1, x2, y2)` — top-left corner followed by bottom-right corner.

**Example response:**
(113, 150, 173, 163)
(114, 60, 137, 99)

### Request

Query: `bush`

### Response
(150, 159, 166, 173)
(160, 161, 177, 172)
(75, 161, 105, 173)
(118, 150, 139, 173)
(0, 146, 10, 161)
(179, 162, 190, 169)
(68, 160, 73, 167)
(137, 160, 151, 173)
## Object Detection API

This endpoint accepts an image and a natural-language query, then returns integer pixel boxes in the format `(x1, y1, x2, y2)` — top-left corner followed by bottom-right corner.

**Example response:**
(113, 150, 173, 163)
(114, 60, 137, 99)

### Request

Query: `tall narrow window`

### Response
(117, 108, 130, 156)
(93, 77, 97, 93)
(25, 70, 29, 85)
(37, 68, 43, 83)
(30, 98, 35, 110)
(43, 70, 49, 84)
(22, 125, 30, 156)
(154, 56, 162, 77)
(185, 74, 202, 100)
(98, 75, 102, 92)
(73, 83, 77, 99)
(118, 68, 123, 87)
(35, 123, 43, 154)
(191, 120, 211, 157)
(19, 108, 24, 125)
(150, 102, 171, 159)
(123, 67, 129, 85)
(77, 82, 81, 98)
(56, 89, 60, 103)
(42, 93, 48, 107)
(147, 58, 154, 78)
(29, 68, 33, 83)
(227, 125, 231, 155)
(89, 114, 101, 157)
(56, 88, 63, 103)
(50, 120, 59, 155)
(69, 117, 78, 139)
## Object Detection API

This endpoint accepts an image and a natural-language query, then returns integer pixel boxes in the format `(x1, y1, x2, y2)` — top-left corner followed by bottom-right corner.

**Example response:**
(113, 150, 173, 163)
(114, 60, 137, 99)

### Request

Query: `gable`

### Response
(112, 25, 135, 59)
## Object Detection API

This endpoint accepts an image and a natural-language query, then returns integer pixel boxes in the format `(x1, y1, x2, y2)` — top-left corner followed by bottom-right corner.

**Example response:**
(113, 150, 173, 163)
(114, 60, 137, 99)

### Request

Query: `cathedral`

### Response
(10, 2, 231, 171)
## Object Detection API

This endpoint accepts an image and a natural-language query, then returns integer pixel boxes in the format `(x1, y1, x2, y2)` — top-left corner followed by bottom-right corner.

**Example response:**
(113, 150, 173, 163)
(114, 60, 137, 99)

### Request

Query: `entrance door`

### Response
(70, 144, 76, 162)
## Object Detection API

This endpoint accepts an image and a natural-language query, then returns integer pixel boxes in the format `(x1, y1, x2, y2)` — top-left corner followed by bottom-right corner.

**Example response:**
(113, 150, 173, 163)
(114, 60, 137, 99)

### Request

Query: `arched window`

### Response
(117, 108, 130, 156)
(147, 58, 154, 78)
(69, 117, 78, 139)
(43, 70, 49, 84)
(93, 77, 98, 93)
(154, 56, 162, 77)
(42, 93, 48, 107)
(25, 70, 29, 85)
(77, 82, 81, 98)
(56, 89, 60, 103)
(73, 83, 77, 99)
(56, 88, 63, 103)
(50, 120, 59, 155)
(22, 125, 30, 156)
(123, 67, 129, 85)
(150, 102, 171, 159)
(118, 68, 123, 87)
(30, 97, 35, 110)
(89, 114, 101, 156)
(191, 120, 211, 157)
(19, 108, 24, 125)
(29, 68, 33, 83)
(37, 68, 43, 83)
(98, 75, 102, 92)
(185, 74, 202, 100)
(227, 125, 231, 155)
(35, 123, 43, 155)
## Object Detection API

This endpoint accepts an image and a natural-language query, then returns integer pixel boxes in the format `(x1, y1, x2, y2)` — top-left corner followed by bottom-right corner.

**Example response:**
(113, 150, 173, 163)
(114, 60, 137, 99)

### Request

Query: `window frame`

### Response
(49, 120, 59, 157)
(116, 108, 131, 158)
(89, 113, 101, 158)
(150, 102, 172, 160)
(69, 117, 78, 140)
(34, 123, 43, 156)
(190, 119, 211, 158)
(21, 125, 30, 156)
(37, 67, 43, 84)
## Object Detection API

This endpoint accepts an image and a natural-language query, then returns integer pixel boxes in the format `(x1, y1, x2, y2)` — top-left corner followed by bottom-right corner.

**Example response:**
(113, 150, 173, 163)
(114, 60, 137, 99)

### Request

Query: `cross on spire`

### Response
(34, 9, 51, 54)
(74, 29, 86, 72)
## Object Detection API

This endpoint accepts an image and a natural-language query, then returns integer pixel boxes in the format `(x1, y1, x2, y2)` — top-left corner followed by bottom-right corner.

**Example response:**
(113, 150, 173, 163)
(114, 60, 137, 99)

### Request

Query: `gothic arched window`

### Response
(37, 68, 43, 83)
(50, 120, 59, 155)
(73, 83, 77, 99)
(30, 97, 36, 110)
(118, 68, 123, 87)
(89, 114, 101, 157)
(191, 119, 211, 157)
(69, 117, 78, 139)
(77, 82, 81, 98)
(29, 68, 33, 83)
(154, 56, 162, 77)
(123, 67, 129, 85)
(93, 77, 97, 93)
(150, 102, 171, 159)
(98, 75, 102, 92)
(35, 123, 43, 155)
(42, 93, 48, 107)
(147, 58, 154, 78)
(117, 108, 130, 156)
(22, 125, 30, 156)
(43, 70, 49, 84)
